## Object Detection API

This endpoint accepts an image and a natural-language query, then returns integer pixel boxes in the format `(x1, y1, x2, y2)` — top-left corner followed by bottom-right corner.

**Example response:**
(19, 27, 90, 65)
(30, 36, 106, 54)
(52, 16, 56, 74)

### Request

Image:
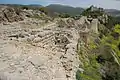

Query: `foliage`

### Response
(76, 53, 102, 80)
(114, 24, 120, 33)
(77, 24, 120, 80)
(97, 24, 120, 80)
(58, 13, 70, 18)
(39, 7, 48, 14)
(104, 16, 120, 30)
(21, 6, 29, 10)
(82, 54, 101, 80)
(89, 41, 97, 49)
(81, 6, 104, 18)
(101, 24, 120, 57)
(77, 40, 102, 80)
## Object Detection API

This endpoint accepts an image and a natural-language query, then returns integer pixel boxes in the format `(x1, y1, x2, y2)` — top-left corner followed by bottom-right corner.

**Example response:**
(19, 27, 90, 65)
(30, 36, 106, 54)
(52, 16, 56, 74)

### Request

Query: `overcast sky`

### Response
(0, 0, 120, 10)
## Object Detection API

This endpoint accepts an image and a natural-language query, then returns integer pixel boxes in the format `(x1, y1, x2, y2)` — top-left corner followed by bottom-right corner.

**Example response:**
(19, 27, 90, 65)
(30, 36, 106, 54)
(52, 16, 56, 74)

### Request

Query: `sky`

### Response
(0, 0, 120, 10)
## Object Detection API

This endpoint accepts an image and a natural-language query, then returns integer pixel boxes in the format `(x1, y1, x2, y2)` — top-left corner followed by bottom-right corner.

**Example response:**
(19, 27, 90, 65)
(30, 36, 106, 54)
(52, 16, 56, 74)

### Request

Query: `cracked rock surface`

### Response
(0, 18, 80, 80)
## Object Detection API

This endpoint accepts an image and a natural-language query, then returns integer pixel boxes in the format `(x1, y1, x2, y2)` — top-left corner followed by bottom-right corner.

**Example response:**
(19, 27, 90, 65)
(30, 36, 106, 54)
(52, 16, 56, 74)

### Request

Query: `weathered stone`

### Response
(0, 72, 7, 80)
(28, 55, 49, 67)
(2, 7, 23, 23)
(90, 19, 99, 33)
(33, 37, 42, 43)
(27, 35, 35, 42)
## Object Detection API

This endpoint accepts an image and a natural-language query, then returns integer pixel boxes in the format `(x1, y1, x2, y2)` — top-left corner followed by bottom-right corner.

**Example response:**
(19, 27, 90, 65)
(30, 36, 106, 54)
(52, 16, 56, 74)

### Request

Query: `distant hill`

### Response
(105, 9, 120, 17)
(0, 4, 43, 10)
(46, 4, 84, 16)
(1, 4, 120, 17)
(28, 4, 42, 8)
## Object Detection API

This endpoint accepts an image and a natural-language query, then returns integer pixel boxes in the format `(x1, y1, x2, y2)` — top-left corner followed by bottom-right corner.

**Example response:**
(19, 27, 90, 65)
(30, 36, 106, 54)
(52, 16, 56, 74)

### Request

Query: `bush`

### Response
(21, 6, 29, 10)
(81, 6, 104, 18)
(118, 43, 120, 50)
(59, 13, 70, 18)
(39, 7, 48, 14)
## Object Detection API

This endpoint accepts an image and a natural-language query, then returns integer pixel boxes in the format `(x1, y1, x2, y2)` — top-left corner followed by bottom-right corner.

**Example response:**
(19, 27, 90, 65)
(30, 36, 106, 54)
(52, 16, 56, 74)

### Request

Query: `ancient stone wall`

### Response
(90, 19, 99, 33)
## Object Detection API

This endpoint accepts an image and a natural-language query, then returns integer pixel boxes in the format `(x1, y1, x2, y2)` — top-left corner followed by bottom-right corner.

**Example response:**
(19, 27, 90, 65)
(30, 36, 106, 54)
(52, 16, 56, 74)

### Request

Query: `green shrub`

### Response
(59, 13, 70, 18)
(39, 7, 48, 14)
(21, 6, 29, 10)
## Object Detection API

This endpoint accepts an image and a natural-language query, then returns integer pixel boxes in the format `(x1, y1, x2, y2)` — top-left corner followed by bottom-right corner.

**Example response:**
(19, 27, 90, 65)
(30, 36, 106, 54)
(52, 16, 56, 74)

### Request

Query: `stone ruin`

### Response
(0, 5, 105, 80)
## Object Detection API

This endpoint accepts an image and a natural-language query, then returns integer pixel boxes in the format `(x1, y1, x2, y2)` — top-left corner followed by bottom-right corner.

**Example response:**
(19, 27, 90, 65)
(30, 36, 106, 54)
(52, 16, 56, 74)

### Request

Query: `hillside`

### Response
(0, 4, 43, 10)
(46, 4, 84, 16)
(1, 4, 120, 17)
(76, 6, 120, 80)
(105, 9, 120, 17)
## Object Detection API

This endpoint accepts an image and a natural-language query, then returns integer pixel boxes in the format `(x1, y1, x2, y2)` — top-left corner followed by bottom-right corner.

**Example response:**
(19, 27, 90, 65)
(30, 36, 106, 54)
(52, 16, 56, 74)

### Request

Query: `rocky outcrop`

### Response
(57, 18, 76, 28)
(0, 6, 24, 23)
(57, 16, 100, 46)
(90, 19, 99, 33)
(0, 17, 80, 80)
(3, 7, 23, 22)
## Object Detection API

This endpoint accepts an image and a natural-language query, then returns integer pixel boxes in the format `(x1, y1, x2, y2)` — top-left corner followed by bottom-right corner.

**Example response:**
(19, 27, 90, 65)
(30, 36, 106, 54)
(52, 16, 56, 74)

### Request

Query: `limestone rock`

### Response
(90, 19, 99, 33)
(0, 73, 7, 80)
(28, 55, 49, 67)
(0, 9, 82, 80)
(58, 18, 76, 28)
(3, 7, 23, 22)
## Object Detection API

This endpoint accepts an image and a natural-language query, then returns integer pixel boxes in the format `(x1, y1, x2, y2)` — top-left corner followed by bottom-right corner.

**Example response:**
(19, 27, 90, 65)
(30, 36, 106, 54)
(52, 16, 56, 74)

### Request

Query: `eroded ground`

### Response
(0, 18, 80, 80)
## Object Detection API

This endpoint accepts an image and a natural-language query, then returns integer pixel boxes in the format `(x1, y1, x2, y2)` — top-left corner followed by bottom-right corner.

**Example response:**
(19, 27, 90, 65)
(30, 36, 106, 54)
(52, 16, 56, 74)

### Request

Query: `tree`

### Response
(39, 7, 48, 14)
